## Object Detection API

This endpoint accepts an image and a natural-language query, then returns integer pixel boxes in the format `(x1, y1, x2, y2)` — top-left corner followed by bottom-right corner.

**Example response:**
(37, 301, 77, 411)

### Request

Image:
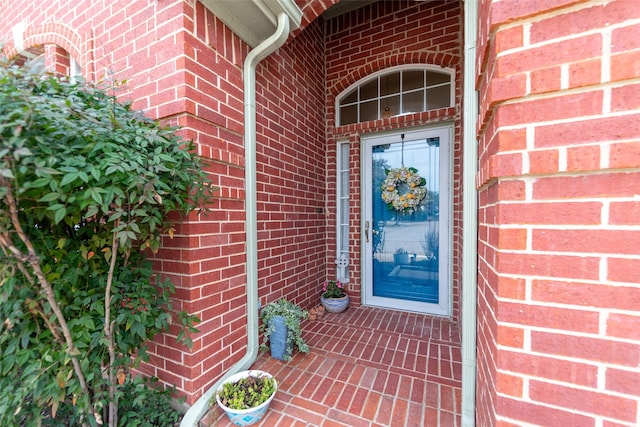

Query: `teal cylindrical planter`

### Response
(269, 316, 291, 361)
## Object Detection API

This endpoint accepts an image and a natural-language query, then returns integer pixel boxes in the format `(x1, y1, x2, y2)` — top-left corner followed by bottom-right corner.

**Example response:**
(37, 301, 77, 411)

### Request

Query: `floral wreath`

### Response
(381, 167, 427, 213)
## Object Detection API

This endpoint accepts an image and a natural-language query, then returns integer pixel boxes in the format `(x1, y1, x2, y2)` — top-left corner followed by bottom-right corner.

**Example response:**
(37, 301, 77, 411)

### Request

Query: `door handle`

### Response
(365, 220, 369, 243)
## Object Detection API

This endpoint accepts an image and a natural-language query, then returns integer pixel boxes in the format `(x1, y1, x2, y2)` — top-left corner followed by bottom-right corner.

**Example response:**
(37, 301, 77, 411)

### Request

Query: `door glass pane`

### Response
(360, 99, 378, 122)
(337, 68, 453, 125)
(337, 141, 350, 279)
(426, 85, 451, 109)
(380, 72, 400, 96)
(340, 104, 357, 125)
(340, 225, 349, 247)
(340, 171, 349, 194)
(360, 79, 378, 100)
(402, 70, 424, 91)
(342, 89, 358, 104)
(426, 71, 450, 85)
(381, 95, 400, 118)
(371, 137, 440, 304)
(340, 201, 349, 223)
(402, 90, 424, 114)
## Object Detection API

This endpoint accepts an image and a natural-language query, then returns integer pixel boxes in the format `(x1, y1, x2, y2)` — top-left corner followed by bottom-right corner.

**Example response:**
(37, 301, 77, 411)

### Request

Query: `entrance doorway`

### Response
(362, 126, 452, 315)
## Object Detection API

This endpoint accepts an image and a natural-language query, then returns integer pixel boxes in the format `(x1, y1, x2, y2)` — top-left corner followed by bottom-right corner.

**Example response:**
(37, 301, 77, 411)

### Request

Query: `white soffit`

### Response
(201, 0, 303, 48)
(322, 0, 378, 20)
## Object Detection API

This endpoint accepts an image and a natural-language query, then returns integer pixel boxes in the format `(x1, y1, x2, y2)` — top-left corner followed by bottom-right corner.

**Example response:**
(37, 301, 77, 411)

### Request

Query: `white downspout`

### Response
(461, 0, 479, 425)
(180, 12, 290, 426)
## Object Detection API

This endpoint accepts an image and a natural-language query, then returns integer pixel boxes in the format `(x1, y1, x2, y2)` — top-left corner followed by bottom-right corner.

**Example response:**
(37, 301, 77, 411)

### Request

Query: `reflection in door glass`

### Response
(371, 137, 440, 304)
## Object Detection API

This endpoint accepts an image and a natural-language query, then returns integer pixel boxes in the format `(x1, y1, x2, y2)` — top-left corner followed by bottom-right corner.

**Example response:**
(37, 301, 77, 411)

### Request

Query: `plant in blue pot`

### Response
(214, 370, 277, 426)
(259, 299, 309, 361)
(320, 280, 349, 313)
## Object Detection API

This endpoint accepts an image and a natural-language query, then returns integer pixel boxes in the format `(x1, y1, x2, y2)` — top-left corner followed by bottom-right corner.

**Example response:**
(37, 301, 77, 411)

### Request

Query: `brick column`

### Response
(476, 0, 640, 425)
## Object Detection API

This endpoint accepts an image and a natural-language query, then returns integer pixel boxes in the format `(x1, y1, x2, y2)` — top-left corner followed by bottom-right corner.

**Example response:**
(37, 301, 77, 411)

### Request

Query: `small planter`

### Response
(320, 294, 349, 313)
(259, 299, 309, 362)
(215, 370, 277, 426)
(268, 315, 291, 361)
(394, 252, 410, 265)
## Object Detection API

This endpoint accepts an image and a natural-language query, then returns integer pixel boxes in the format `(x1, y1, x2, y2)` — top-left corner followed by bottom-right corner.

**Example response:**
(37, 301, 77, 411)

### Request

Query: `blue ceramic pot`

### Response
(216, 370, 277, 426)
(268, 316, 291, 361)
(320, 295, 349, 313)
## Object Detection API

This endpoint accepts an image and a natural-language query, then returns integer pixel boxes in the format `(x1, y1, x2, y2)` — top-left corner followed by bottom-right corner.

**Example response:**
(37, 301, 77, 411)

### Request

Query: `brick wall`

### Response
(254, 19, 327, 308)
(145, 2, 251, 402)
(1, 0, 249, 404)
(10, 0, 637, 420)
(1, 0, 326, 404)
(476, 0, 640, 425)
(324, 0, 464, 320)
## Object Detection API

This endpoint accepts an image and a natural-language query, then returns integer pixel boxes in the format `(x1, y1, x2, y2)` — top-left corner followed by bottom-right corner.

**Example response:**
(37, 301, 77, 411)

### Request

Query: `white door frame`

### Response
(361, 124, 453, 316)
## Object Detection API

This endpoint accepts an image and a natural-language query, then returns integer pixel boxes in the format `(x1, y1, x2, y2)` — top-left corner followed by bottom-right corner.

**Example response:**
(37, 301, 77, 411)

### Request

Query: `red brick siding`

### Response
(324, 0, 464, 320)
(295, 0, 338, 32)
(476, 0, 640, 425)
(2, 0, 329, 405)
(150, 4, 327, 402)
(133, 2, 253, 403)
(254, 18, 327, 309)
(2, 0, 245, 403)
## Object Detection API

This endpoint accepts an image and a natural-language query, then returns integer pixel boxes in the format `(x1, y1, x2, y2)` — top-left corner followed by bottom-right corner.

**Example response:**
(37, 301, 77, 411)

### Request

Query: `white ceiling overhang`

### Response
(322, 0, 378, 19)
(200, 0, 303, 48)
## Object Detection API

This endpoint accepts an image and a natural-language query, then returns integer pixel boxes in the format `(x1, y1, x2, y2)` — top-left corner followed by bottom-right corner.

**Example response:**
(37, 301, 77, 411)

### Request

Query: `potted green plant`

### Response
(214, 370, 277, 426)
(393, 247, 410, 265)
(259, 299, 309, 361)
(320, 280, 350, 313)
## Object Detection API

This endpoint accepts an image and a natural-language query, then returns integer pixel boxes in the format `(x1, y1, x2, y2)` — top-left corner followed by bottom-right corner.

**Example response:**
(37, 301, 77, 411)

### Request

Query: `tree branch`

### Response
(1, 182, 92, 422)
(25, 298, 64, 343)
(104, 224, 120, 427)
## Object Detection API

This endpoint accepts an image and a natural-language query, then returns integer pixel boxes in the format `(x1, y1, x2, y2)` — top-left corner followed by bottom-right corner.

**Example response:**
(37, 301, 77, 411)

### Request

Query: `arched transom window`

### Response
(336, 65, 454, 126)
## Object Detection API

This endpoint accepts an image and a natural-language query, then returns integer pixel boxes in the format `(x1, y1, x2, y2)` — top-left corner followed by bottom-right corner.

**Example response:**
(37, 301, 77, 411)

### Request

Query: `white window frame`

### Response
(335, 64, 455, 126)
(336, 139, 350, 283)
(69, 56, 82, 82)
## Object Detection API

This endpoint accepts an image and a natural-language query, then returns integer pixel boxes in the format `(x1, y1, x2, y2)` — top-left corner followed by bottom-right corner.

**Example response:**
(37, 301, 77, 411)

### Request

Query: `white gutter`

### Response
(461, 0, 479, 425)
(180, 12, 291, 427)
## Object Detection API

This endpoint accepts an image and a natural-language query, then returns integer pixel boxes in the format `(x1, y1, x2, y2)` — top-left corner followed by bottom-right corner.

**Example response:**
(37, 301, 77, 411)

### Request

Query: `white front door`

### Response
(362, 126, 452, 315)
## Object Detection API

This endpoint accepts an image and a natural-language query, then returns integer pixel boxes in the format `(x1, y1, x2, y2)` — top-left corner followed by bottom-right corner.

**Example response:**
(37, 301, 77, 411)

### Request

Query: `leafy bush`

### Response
(116, 377, 183, 426)
(0, 59, 211, 426)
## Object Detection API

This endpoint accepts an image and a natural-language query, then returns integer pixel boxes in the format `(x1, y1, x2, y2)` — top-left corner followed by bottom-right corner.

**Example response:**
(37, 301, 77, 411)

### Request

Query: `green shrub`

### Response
(0, 58, 211, 426)
(116, 377, 183, 426)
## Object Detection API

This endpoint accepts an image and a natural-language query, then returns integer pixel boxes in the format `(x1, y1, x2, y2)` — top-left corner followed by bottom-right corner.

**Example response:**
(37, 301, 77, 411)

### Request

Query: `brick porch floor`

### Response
(200, 305, 462, 426)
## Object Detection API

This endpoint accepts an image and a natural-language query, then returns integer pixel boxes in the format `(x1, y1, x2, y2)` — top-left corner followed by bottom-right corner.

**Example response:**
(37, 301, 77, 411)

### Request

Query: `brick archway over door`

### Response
(329, 51, 460, 103)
